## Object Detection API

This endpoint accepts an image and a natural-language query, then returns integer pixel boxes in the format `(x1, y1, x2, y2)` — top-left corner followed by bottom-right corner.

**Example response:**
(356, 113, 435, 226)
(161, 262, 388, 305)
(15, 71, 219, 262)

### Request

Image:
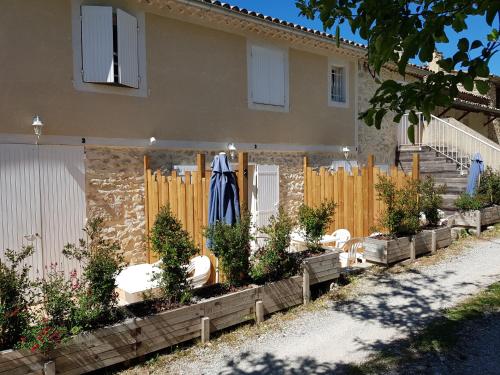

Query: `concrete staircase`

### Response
(397, 146, 468, 212)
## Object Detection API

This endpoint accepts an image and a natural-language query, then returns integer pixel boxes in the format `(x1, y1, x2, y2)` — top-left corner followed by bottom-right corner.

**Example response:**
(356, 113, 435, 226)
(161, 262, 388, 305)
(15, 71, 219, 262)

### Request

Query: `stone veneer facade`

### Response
(85, 146, 344, 264)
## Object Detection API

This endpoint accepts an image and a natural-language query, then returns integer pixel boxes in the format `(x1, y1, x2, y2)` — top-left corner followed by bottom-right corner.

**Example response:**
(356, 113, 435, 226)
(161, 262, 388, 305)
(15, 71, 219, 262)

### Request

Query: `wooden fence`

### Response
(144, 153, 248, 283)
(303, 154, 420, 237)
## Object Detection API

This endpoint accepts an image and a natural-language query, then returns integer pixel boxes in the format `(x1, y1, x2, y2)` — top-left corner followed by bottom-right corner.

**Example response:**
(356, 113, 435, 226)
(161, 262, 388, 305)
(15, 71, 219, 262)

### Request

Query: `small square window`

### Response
(331, 66, 346, 103)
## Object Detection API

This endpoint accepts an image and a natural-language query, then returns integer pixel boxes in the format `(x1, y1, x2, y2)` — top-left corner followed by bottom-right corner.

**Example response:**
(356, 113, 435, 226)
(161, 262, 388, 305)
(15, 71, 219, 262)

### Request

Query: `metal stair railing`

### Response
(398, 113, 500, 172)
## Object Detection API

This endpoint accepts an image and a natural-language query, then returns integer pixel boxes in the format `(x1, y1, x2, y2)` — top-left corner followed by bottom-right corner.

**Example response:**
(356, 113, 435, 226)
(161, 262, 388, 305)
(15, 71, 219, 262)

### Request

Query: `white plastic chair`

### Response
(331, 229, 351, 248)
(339, 238, 364, 268)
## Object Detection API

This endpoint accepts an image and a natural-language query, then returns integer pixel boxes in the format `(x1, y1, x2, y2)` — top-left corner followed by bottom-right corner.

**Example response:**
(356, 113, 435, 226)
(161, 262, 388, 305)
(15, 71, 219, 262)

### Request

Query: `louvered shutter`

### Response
(117, 9, 139, 88)
(81, 6, 114, 84)
(251, 46, 285, 106)
(255, 165, 280, 227)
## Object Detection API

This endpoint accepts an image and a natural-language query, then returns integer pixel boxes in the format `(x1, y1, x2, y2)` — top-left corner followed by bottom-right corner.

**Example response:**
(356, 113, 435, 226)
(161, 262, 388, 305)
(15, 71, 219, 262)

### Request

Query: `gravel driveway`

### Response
(127, 236, 500, 374)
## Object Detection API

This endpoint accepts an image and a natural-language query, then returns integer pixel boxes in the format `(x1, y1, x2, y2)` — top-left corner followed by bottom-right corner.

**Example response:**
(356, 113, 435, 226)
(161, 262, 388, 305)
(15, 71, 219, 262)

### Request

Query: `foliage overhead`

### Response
(297, 0, 499, 141)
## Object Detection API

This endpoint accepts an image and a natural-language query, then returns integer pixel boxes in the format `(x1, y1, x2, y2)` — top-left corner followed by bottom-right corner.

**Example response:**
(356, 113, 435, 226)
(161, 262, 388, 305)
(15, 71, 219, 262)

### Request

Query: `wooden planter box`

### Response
(452, 205, 500, 235)
(364, 227, 452, 265)
(0, 252, 340, 375)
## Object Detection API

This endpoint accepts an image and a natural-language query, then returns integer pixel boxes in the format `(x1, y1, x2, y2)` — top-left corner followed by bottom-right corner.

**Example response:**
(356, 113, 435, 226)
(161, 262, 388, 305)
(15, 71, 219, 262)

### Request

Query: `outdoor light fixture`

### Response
(32, 115, 43, 144)
(227, 143, 237, 160)
(342, 146, 350, 160)
(149, 137, 157, 145)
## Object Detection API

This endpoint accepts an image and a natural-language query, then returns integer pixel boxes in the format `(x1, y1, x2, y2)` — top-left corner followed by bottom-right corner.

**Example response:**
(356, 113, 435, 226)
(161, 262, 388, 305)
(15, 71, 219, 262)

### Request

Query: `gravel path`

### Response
(134, 237, 500, 375)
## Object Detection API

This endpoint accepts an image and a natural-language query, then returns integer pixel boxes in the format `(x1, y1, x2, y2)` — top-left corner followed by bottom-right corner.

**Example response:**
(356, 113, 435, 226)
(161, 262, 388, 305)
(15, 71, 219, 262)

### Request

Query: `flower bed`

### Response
(0, 250, 340, 375)
(452, 205, 500, 235)
(364, 227, 452, 265)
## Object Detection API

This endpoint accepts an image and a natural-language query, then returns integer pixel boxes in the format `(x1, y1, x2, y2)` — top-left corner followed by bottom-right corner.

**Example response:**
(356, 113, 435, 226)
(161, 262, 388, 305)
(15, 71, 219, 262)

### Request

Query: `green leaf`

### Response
(335, 25, 340, 48)
(476, 61, 490, 77)
(408, 111, 418, 125)
(462, 76, 474, 91)
(475, 80, 490, 95)
(470, 40, 483, 49)
(407, 125, 415, 144)
(374, 109, 387, 129)
(457, 38, 469, 52)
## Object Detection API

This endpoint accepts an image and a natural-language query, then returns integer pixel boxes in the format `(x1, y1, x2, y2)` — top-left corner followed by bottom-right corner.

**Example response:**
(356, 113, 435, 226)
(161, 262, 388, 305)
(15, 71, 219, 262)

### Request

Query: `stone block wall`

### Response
(85, 146, 344, 264)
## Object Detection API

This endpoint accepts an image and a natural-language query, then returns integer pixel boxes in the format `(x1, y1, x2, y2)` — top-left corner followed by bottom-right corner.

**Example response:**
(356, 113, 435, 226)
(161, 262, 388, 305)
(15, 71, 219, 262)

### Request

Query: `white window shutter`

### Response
(255, 165, 280, 227)
(81, 6, 114, 84)
(251, 46, 285, 106)
(267, 49, 285, 106)
(251, 46, 270, 104)
(117, 9, 139, 88)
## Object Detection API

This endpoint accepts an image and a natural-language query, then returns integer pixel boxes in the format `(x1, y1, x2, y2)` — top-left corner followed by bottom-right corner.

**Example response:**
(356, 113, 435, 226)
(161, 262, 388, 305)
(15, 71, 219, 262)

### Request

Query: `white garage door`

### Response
(0, 144, 86, 279)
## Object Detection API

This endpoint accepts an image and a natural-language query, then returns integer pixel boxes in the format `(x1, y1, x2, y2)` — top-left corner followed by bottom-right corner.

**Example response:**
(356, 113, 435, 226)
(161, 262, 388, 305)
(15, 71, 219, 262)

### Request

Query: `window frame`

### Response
(328, 57, 349, 108)
(247, 41, 289, 112)
(71, 0, 147, 97)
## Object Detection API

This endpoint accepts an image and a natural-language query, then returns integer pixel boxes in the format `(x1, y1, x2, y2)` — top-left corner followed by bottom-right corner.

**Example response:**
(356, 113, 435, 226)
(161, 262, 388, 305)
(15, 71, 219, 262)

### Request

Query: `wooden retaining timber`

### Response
(364, 227, 452, 265)
(452, 205, 500, 236)
(0, 251, 340, 375)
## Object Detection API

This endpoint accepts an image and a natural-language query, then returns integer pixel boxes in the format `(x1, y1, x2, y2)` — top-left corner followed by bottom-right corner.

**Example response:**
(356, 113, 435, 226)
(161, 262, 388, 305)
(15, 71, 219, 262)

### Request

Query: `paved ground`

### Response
(125, 236, 500, 374)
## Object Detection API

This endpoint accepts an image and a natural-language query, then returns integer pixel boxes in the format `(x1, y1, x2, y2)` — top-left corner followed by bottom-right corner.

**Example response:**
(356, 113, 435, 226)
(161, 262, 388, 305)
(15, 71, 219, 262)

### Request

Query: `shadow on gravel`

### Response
(332, 268, 483, 331)
(217, 351, 356, 375)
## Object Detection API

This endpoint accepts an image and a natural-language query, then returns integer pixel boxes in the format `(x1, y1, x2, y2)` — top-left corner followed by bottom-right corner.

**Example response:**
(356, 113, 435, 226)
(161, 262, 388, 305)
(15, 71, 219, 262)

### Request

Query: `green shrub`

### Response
(0, 247, 35, 350)
(298, 201, 336, 251)
(151, 206, 198, 303)
(375, 176, 420, 236)
(63, 217, 123, 326)
(419, 176, 446, 227)
(205, 213, 252, 286)
(477, 167, 500, 206)
(454, 192, 485, 211)
(18, 320, 66, 356)
(250, 208, 299, 283)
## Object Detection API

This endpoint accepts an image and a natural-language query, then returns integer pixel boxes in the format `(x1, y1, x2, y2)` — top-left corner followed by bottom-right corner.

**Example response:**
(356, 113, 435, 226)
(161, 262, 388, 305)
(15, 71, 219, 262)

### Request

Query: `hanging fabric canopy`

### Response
(207, 153, 240, 247)
(466, 153, 484, 195)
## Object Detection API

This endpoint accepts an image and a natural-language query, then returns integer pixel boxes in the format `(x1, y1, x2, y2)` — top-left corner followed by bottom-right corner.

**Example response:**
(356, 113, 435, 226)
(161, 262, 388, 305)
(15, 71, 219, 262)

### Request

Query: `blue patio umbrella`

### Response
(207, 153, 240, 247)
(466, 153, 484, 195)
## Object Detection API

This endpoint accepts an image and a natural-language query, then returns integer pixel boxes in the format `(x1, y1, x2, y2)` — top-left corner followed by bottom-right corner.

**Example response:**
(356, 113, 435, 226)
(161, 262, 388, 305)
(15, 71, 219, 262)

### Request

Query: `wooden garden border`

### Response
(0, 250, 340, 375)
(451, 205, 500, 236)
(363, 227, 452, 265)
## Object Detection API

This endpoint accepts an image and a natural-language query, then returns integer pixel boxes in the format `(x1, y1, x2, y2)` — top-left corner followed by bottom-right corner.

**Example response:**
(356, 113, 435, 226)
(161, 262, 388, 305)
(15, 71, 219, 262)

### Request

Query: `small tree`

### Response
(63, 217, 123, 327)
(250, 208, 298, 284)
(477, 167, 500, 206)
(376, 176, 420, 236)
(298, 201, 336, 251)
(0, 246, 35, 350)
(151, 206, 198, 303)
(419, 176, 446, 227)
(205, 213, 252, 286)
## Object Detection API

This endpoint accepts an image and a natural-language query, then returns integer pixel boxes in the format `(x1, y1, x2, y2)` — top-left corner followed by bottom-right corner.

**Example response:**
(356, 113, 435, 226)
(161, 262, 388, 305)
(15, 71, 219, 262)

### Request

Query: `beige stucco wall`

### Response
(0, 0, 356, 147)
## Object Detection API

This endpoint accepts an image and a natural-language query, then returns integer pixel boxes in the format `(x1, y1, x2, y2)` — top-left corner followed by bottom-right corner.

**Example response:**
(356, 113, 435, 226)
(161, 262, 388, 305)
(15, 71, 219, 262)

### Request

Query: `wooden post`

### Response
(201, 317, 210, 344)
(412, 153, 420, 181)
(44, 361, 56, 375)
(431, 230, 437, 253)
(367, 155, 374, 230)
(303, 156, 308, 204)
(303, 262, 310, 305)
(197, 153, 206, 179)
(238, 152, 249, 212)
(255, 300, 264, 324)
(410, 236, 416, 262)
(144, 155, 150, 263)
(476, 210, 482, 236)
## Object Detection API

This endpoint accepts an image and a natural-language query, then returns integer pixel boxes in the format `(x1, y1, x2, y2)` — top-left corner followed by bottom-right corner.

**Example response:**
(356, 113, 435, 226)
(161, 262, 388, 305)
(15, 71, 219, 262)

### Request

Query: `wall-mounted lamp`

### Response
(342, 146, 350, 160)
(227, 143, 237, 160)
(32, 115, 43, 144)
(149, 137, 157, 146)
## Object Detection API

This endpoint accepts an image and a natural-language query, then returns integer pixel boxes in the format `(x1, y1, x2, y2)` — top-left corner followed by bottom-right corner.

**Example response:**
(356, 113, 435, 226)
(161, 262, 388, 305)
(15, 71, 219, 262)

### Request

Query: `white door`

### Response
(0, 145, 43, 278)
(0, 144, 86, 279)
(255, 165, 280, 228)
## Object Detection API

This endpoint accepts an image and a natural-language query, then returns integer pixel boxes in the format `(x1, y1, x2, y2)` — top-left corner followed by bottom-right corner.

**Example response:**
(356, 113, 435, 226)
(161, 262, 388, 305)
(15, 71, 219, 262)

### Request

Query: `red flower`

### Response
(31, 344, 40, 353)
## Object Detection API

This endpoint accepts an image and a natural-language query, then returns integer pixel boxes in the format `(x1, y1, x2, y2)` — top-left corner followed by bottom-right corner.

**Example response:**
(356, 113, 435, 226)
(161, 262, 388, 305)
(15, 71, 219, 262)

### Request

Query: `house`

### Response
(0, 0, 495, 272)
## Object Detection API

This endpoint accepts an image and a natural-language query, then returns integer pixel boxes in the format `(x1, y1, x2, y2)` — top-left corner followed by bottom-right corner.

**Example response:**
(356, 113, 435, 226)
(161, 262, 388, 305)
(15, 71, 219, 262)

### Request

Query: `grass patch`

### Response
(349, 281, 500, 374)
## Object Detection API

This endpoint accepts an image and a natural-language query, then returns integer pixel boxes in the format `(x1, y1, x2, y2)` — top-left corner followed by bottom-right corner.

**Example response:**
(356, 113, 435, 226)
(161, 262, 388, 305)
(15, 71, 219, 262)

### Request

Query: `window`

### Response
(328, 59, 349, 107)
(81, 6, 139, 88)
(248, 43, 288, 111)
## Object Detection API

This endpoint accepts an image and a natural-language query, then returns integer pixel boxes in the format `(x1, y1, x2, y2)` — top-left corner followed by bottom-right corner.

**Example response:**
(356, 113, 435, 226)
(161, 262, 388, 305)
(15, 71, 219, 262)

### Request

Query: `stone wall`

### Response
(356, 62, 408, 165)
(85, 146, 343, 264)
(487, 84, 500, 143)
